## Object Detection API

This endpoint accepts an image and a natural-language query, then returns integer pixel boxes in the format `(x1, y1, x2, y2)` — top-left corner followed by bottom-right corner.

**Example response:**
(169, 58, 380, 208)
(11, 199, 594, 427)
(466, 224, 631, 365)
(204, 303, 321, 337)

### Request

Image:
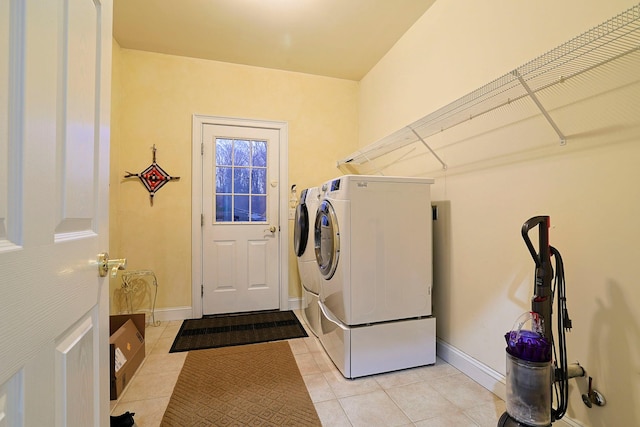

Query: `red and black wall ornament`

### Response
(124, 145, 180, 206)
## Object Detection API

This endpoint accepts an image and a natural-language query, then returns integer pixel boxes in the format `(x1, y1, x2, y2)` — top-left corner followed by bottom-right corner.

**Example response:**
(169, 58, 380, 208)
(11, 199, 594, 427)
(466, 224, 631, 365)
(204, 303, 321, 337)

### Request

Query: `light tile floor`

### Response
(110, 311, 506, 426)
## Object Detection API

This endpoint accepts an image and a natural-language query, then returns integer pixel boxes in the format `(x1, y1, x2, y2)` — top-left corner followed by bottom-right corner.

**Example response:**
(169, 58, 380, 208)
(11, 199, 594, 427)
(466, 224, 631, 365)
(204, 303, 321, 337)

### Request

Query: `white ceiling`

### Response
(112, 0, 436, 81)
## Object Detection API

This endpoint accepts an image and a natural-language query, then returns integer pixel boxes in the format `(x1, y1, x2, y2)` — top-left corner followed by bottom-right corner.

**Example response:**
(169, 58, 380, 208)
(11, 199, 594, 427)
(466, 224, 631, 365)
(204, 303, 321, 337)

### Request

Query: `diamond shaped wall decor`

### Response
(124, 145, 180, 205)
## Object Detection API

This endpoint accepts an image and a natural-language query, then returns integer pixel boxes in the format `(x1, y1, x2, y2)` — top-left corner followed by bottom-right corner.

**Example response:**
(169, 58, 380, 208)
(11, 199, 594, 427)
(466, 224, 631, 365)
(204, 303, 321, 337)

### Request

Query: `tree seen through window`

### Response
(215, 138, 267, 222)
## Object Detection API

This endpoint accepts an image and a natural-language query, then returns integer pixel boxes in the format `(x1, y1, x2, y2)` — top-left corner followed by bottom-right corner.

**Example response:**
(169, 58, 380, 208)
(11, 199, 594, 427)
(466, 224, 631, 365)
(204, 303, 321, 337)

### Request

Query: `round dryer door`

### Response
(314, 200, 339, 279)
(293, 201, 308, 257)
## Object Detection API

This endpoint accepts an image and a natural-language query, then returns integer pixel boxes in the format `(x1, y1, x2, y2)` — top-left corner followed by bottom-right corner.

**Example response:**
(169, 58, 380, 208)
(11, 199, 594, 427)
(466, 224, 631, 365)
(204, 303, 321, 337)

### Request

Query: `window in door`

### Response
(215, 138, 268, 223)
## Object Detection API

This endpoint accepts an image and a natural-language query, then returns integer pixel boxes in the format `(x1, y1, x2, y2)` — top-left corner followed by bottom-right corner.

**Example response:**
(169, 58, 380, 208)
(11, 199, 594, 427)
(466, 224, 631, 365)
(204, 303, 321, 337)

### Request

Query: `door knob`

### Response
(265, 226, 277, 233)
(97, 253, 127, 277)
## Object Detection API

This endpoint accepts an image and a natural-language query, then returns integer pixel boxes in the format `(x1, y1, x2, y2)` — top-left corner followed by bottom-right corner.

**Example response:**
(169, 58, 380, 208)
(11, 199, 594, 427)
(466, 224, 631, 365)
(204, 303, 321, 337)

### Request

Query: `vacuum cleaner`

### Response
(498, 216, 585, 427)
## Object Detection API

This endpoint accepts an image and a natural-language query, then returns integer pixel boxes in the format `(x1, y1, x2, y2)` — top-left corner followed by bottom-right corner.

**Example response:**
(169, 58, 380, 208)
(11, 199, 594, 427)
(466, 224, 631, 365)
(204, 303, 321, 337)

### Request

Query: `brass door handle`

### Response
(97, 253, 127, 277)
(265, 226, 277, 233)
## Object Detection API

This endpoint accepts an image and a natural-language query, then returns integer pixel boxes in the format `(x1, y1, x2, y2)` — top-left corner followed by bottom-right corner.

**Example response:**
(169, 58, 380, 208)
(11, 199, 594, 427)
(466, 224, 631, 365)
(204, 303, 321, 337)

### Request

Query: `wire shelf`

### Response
(338, 4, 640, 168)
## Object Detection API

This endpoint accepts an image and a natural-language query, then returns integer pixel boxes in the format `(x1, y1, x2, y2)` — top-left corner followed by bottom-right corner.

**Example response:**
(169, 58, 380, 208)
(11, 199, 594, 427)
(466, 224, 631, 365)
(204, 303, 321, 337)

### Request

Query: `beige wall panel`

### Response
(357, 1, 640, 425)
(110, 43, 358, 311)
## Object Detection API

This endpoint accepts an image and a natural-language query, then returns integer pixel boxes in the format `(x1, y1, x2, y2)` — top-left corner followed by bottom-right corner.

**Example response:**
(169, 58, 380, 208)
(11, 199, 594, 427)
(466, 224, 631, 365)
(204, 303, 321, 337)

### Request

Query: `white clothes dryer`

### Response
(315, 175, 437, 378)
(293, 187, 321, 336)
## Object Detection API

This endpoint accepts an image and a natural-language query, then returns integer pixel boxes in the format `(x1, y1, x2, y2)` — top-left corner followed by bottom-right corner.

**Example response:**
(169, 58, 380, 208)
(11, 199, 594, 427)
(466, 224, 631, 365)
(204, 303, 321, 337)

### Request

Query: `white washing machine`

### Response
(314, 175, 436, 378)
(293, 187, 321, 336)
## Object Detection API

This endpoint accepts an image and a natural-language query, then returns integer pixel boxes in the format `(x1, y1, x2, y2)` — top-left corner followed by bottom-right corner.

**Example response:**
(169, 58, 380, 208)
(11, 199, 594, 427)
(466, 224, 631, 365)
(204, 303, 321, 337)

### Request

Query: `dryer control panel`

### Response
(321, 178, 341, 193)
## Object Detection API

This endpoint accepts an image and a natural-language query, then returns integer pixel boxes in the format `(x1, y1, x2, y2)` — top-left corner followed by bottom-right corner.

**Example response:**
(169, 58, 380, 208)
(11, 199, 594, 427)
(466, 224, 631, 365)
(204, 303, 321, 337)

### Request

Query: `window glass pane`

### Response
(216, 139, 233, 166)
(234, 140, 251, 166)
(216, 167, 232, 193)
(251, 196, 267, 221)
(234, 167, 250, 194)
(252, 140, 267, 167)
(251, 169, 266, 194)
(214, 137, 269, 223)
(216, 195, 232, 221)
(234, 195, 249, 221)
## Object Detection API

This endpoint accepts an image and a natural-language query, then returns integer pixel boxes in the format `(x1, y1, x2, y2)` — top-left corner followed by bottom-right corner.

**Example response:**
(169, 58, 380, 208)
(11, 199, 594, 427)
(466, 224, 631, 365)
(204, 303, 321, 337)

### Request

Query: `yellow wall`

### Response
(110, 42, 358, 314)
(356, 1, 640, 426)
(110, 3, 640, 424)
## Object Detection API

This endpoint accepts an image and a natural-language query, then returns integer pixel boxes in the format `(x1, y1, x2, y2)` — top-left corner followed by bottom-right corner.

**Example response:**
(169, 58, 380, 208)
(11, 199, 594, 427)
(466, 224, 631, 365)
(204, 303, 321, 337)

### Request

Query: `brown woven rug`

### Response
(160, 341, 321, 426)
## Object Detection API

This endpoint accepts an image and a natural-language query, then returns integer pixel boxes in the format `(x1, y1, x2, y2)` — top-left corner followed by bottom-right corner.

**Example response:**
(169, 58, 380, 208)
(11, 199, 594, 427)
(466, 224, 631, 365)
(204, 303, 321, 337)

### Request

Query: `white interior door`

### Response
(0, 0, 112, 425)
(201, 123, 281, 315)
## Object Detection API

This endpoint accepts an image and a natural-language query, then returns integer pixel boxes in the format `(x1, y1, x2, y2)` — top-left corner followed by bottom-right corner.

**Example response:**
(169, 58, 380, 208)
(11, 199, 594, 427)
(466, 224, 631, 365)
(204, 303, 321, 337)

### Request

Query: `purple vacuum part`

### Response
(505, 330, 552, 363)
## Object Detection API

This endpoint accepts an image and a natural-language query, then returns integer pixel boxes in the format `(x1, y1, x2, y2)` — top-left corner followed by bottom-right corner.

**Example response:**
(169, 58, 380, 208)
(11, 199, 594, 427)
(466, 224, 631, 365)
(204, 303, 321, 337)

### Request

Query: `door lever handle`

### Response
(97, 253, 127, 278)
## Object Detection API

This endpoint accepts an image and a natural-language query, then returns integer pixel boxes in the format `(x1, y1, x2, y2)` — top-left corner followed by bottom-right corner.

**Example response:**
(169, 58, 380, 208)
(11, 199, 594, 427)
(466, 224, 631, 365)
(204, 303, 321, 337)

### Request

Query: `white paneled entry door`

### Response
(0, 0, 112, 426)
(193, 116, 289, 316)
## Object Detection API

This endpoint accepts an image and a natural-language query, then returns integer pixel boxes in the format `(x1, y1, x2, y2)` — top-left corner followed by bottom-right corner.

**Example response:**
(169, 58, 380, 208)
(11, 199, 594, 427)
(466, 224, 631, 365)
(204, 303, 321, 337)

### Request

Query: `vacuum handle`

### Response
(521, 216, 550, 268)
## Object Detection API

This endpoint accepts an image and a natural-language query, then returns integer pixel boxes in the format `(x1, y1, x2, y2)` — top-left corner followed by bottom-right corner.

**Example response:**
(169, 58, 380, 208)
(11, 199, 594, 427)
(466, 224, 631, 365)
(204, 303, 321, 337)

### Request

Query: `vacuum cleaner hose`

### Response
(550, 246, 570, 421)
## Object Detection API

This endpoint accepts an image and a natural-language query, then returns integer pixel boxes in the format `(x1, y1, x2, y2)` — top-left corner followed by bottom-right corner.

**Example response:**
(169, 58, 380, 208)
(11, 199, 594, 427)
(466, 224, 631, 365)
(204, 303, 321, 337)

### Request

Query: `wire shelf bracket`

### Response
(513, 70, 567, 145)
(409, 126, 448, 169)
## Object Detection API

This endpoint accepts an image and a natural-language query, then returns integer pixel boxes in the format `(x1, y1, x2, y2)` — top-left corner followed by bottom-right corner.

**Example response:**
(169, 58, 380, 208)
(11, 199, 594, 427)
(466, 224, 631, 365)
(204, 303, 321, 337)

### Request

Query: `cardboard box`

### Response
(110, 314, 146, 400)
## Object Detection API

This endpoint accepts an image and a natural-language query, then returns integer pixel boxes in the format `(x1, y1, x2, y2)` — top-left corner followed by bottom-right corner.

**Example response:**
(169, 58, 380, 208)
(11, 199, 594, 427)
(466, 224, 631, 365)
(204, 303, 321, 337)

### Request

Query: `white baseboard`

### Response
(152, 306, 193, 323)
(437, 338, 507, 400)
(556, 416, 586, 427)
(150, 301, 303, 323)
(436, 339, 584, 427)
(288, 297, 302, 311)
